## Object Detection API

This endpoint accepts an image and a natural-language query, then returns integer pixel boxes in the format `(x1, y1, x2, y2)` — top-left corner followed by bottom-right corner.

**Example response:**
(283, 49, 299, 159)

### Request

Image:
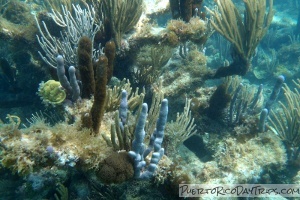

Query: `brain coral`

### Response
(38, 80, 66, 105)
(96, 151, 134, 184)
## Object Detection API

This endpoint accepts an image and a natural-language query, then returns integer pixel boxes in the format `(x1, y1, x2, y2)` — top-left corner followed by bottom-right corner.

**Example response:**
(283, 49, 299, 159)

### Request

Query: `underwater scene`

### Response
(0, 0, 300, 199)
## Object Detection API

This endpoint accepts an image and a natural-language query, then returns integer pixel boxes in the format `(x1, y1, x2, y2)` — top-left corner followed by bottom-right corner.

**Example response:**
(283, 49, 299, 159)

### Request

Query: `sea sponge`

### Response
(104, 40, 116, 82)
(77, 36, 95, 99)
(206, 84, 231, 119)
(89, 54, 108, 134)
(37, 80, 66, 106)
(96, 152, 134, 184)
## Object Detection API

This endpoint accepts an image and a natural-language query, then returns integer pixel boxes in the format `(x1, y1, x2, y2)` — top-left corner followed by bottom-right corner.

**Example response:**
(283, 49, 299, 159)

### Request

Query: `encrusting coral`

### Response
(211, 132, 287, 183)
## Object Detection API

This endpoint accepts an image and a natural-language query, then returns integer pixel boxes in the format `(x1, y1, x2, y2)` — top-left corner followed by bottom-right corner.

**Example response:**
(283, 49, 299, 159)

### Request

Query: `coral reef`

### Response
(210, 132, 287, 183)
(1, 0, 300, 199)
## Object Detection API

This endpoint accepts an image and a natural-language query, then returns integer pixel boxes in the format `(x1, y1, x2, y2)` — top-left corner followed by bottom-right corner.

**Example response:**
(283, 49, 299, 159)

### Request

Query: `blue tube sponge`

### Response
(129, 99, 168, 180)
(56, 55, 72, 94)
(68, 66, 81, 102)
(140, 99, 168, 180)
(56, 55, 81, 102)
(129, 103, 148, 178)
(119, 90, 128, 127)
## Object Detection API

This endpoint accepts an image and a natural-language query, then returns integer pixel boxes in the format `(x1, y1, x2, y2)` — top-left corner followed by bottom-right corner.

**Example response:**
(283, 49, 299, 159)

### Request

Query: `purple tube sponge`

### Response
(128, 103, 148, 178)
(56, 55, 73, 95)
(140, 99, 168, 180)
(128, 99, 168, 179)
(68, 66, 81, 102)
(119, 90, 128, 127)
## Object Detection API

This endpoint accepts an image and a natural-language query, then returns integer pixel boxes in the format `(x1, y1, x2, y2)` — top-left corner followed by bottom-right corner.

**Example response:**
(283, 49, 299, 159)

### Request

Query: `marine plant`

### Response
(269, 79, 300, 162)
(101, 0, 143, 48)
(104, 78, 145, 112)
(206, 0, 274, 78)
(43, 0, 83, 13)
(164, 98, 197, 157)
(259, 75, 285, 132)
(132, 45, 172, 86)
(204, 75, 266, 136)
(225, 76, 264, 125)
(54, 183, 69, 200)
(103, 82, 163, 152)
(35, 3, 100, 68)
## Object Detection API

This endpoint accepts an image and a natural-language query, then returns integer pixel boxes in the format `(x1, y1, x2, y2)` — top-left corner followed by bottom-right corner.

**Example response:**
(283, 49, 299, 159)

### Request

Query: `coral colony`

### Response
(0, 0, 300, 199)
